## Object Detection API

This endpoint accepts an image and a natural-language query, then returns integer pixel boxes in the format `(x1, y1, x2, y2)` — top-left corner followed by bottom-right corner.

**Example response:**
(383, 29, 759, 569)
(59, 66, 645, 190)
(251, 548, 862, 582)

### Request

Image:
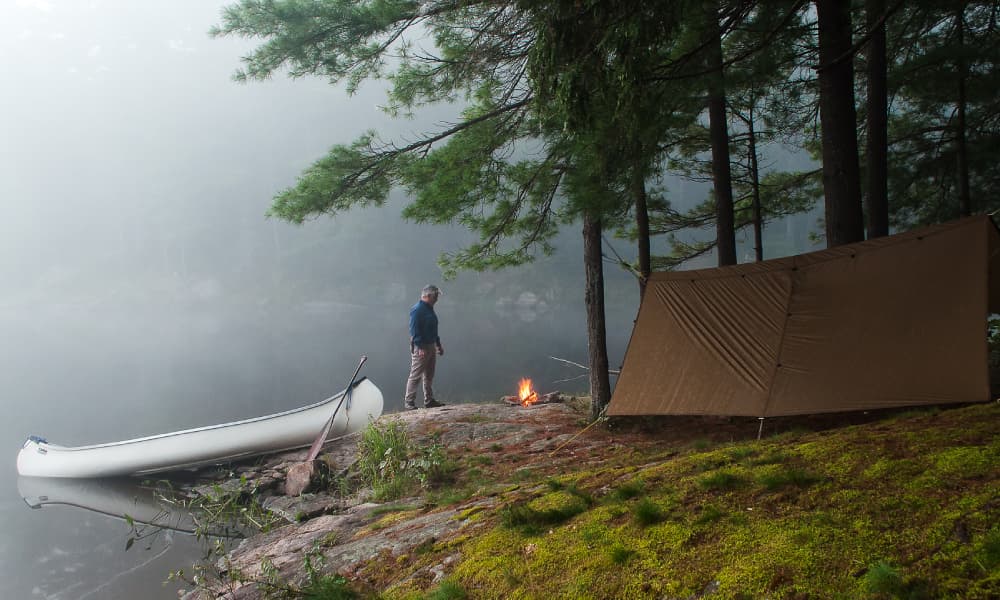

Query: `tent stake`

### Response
(757, 417, 765, 440)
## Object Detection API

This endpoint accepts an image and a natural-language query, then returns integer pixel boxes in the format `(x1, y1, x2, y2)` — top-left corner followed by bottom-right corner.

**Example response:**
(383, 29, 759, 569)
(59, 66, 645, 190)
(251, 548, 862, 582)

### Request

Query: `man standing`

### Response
(404, 285, 445, 410)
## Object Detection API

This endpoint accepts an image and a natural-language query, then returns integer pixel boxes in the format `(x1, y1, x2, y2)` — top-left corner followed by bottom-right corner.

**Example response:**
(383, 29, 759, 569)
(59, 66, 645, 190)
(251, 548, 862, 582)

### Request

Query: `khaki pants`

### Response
(404, 345, 437, 406)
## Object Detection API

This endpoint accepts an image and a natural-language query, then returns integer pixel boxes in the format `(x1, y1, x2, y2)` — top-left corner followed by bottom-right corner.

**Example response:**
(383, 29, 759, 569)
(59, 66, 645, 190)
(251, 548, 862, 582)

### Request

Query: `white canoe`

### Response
(17, 378, 383, 478)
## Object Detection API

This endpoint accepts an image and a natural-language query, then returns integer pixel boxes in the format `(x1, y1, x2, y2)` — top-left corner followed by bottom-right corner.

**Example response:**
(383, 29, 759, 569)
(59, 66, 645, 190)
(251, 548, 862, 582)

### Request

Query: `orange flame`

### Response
(518, 378, 538, 406)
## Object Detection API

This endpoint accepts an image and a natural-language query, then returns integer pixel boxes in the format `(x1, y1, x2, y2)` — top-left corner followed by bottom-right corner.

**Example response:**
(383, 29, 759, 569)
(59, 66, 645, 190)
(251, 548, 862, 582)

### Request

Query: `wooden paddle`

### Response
(286, 355, 367, 495)
(305, 354, 368, 462)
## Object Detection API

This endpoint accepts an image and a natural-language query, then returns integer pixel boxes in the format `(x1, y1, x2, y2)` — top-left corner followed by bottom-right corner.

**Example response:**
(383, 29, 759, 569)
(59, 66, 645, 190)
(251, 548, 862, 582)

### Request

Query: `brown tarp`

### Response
(609, 215, 1000, 417)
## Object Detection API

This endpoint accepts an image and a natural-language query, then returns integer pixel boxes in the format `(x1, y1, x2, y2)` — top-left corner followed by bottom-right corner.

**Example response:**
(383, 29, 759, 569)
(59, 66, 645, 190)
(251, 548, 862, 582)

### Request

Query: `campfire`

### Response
(518, 378, 538, 406)
(502, 378, 564, 407)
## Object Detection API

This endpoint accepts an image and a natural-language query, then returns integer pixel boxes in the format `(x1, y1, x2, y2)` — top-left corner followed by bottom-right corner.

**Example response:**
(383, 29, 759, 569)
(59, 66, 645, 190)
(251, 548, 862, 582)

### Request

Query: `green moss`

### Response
(366, 403, 1000, 599)
(500, 490, 591, 535)
(928, 446, 995, 480)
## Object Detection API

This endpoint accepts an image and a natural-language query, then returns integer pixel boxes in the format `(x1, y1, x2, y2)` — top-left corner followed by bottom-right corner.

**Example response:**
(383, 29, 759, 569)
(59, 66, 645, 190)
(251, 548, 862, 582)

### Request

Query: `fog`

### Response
(0, 2, 645, 597)
(0, 2, 826, 598)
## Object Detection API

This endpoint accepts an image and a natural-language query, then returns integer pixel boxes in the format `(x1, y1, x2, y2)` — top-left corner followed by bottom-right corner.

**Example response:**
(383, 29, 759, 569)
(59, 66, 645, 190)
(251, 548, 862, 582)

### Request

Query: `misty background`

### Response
(0, 2, 637, 598)
(0, 1, 819, 598)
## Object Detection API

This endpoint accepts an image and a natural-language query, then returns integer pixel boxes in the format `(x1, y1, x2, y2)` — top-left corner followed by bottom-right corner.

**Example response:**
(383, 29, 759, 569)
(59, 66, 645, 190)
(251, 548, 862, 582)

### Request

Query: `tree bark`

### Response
(816, 0, 865, 247)
(705, 0, 737, 265)
(747, 108, 764, 261)
(583, 212, 612, 420)
(955, 1, 971, 217)
(866, 0, 889, 238)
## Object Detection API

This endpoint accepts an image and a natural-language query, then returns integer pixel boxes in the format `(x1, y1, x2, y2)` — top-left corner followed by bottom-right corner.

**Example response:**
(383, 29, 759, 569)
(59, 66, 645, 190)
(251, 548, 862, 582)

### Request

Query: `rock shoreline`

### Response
(181, 399, 612, 599)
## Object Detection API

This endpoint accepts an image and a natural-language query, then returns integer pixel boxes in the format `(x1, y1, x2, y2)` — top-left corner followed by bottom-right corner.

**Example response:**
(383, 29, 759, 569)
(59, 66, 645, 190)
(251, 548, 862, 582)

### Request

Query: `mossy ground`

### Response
(348, 401, 999, 599)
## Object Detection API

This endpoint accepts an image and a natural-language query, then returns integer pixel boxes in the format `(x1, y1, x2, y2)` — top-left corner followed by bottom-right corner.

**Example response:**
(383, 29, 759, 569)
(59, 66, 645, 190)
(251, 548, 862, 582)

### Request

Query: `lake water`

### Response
(1, 285, 637, 599)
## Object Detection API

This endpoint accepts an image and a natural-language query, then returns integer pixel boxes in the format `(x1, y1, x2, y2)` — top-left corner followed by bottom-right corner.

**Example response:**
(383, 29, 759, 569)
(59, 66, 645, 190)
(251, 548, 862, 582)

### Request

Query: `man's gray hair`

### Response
(421, 284, 441, 297)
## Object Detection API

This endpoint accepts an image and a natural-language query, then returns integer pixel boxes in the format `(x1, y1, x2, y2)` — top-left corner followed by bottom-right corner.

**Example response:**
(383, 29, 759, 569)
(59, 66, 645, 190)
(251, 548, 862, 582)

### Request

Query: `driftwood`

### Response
(502, 391, 566, 406)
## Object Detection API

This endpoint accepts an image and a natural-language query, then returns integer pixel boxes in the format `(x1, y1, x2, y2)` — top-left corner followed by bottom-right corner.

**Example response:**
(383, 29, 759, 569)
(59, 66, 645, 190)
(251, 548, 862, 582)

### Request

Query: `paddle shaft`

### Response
(305, 355, 367, 462)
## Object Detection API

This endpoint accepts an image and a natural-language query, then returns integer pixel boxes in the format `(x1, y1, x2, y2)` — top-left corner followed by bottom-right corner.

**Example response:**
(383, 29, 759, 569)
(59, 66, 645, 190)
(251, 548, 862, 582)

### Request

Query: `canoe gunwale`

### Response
(25, 377, 369, 453)
(16, 377, 384, 478)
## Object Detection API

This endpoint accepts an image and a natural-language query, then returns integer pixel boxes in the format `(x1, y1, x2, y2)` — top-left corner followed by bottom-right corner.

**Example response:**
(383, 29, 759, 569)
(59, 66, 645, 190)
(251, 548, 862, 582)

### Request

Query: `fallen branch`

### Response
(549, 356, 620, 376)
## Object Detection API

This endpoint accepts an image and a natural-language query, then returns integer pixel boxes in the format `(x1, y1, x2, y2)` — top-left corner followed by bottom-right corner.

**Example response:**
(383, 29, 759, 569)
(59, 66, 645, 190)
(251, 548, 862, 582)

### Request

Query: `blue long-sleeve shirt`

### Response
(409, 300, 439, 346)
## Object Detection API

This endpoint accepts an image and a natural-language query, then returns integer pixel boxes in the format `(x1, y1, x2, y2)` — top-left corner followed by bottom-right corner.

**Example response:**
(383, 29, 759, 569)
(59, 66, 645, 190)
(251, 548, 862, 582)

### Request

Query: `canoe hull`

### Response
(16, 378, 383, 478)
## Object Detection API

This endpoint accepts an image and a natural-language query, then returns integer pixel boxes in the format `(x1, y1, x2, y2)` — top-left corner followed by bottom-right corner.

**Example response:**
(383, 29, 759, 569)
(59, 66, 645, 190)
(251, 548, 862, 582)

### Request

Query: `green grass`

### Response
(757, 467, 823, 491)
(467, 455, 494, 466)
(500, 503, 584, 534)
(633, 497, 665, 527)
(611, 479, 645, 501)
(697, 470, 746, 491)
(977, 527, 1000, 571)
(358, 419, 414, 501)
(300, 574, 360, 599)
(609, 544, 636, 564)
(424, 579, 468, 600)
(693, 504, 725, 525)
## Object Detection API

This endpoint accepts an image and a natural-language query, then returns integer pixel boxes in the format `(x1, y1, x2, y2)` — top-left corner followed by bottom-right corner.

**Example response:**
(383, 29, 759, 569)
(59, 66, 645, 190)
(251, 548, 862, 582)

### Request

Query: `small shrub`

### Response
(698, 470, 746, 491)
(758, 467, 823, 491)
(300, 574, 359, 599)
(727, 446, 756, 461)
(358, 419, 414, 500)
(748, 451, 790, 466)
(612, 479, 645, 501)
(694, 504, 725, 525)
(545, 479, 595, 505)
(861, 562, 905, 597)
(977, 527, 1000, 571)
(425, 579, 469, 600)
(357, 421, 459, 500)
(609, 544, 636, 564)
(412, 440, 458, 489)
(633, 497, 665, 527)
(512, 468, 538, 482)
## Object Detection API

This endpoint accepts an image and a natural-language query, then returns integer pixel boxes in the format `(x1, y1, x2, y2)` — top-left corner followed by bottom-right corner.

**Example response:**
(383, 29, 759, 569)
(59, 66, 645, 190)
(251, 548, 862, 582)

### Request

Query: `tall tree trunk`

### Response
(816, 0, 865, 246)
(747, 107, 764, 261)
(632, 165, 651, 297)
(866, 0, 889, 238)
(955, 1, 971, 217)
(705, 0, 737, 265)
(583, 212, 612, 420)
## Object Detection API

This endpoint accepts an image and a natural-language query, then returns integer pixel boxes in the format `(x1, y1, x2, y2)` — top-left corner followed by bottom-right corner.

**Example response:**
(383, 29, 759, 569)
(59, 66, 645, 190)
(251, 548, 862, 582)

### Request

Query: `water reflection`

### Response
(13, 476, 241, 600)
(18, 476, 235, 538)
